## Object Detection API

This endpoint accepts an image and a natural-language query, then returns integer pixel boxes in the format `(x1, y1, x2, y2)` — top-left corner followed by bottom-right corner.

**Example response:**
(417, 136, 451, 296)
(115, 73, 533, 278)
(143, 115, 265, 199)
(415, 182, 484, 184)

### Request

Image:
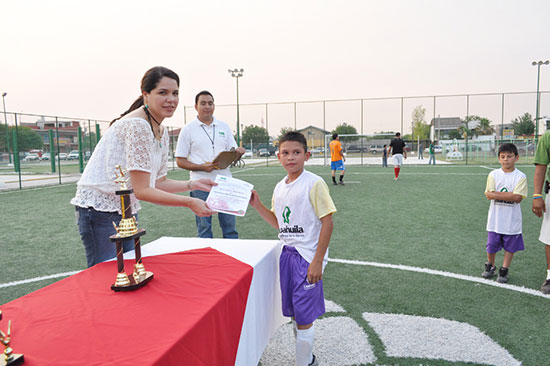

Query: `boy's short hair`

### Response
(332, 133, 338, 140)
(395, 132, 401, 137)
(383, 144, 387, 147)
(279, 131, 308, 152)
(498, 143, 518, 156)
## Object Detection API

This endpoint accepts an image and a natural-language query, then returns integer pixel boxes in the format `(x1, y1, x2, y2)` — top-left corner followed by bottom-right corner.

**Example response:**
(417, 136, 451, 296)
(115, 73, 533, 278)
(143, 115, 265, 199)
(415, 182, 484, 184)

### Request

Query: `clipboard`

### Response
(212, 150, 242, 169)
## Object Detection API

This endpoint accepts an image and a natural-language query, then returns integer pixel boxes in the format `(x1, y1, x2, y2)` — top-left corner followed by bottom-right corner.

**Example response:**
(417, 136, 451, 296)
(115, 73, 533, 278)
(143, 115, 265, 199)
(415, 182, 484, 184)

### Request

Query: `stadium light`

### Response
(532, 60, 550, 143)
(228, 68, 244, 146)
(2, 92, 10, 164)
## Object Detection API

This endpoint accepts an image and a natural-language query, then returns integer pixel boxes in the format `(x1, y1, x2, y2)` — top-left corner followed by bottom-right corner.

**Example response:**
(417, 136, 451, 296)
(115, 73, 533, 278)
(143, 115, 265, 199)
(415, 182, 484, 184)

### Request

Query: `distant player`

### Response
(382, 144, 388, 167)
(329, 133, 345, 185)
(483, 143, 527, 283)
(387, 132, 407, 180)
(250, 131, 336, 366)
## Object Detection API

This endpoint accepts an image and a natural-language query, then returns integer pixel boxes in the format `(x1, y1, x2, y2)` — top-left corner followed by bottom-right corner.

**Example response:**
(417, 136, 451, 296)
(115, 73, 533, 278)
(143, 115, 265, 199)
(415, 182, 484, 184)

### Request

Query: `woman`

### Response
(71, 66, 215, 267)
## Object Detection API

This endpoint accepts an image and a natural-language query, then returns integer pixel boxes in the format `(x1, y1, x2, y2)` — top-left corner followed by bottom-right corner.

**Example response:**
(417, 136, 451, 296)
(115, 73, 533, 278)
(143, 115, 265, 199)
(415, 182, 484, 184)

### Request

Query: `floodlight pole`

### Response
(228, 68, 244, 147)
(533, 60, 550, 144)
(2, 92, 10, 163)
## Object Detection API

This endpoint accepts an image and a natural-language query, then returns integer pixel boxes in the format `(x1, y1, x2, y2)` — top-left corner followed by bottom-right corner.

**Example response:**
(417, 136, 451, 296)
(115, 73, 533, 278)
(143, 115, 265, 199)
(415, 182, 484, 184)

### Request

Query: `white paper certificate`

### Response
(206, 175, 254, 217)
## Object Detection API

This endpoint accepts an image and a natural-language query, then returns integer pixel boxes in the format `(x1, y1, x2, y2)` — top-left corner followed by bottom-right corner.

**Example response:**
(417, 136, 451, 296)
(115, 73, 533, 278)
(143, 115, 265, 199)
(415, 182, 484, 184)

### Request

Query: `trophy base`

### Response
(1, 354, 24, 366)
(111, 271, 154, 292)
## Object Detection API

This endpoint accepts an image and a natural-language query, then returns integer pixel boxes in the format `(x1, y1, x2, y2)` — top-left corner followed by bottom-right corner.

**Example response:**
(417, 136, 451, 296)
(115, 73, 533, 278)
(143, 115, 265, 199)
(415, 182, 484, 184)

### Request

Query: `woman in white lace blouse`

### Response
(71, 66, 216, 267)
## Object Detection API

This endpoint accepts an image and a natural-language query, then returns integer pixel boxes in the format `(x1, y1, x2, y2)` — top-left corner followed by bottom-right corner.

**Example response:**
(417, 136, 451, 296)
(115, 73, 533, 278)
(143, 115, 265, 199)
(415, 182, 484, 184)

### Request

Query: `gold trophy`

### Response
(109, 165, 154, 292)
(0, 312, 24, 366)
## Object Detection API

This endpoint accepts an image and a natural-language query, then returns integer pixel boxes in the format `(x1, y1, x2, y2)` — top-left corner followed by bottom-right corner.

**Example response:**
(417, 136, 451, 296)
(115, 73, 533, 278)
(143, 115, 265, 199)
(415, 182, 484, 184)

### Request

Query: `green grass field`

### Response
(1, 164, 549, 365)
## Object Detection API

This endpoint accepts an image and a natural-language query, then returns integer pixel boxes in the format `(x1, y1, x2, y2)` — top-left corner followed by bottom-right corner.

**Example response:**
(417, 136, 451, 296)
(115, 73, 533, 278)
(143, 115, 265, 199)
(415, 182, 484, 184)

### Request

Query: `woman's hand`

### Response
(190, 178, 217, 192)
(189, 198, 215, 217)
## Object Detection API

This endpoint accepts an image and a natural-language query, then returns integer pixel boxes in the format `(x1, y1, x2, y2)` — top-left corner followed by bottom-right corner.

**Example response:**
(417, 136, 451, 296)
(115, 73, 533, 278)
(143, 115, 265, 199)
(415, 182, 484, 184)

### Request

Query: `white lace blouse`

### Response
(70, 117, 169, 214)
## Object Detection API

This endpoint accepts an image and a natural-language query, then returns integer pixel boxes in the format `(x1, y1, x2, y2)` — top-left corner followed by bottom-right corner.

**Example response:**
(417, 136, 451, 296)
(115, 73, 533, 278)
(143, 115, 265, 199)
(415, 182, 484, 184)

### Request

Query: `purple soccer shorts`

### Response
(279, 245, 326, 325)
(486, 231, 525, 254)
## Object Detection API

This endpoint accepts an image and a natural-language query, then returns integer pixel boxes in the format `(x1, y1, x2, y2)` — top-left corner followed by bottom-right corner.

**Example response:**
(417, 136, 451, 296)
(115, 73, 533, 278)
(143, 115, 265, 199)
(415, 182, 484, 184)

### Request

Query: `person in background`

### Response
(329, 133, 345, 185)
(387, 132, 407, 180)
(418, 143, 424, 159)
(428, 141, 436, 165)
(71, 66, 215, 268)
(175, 90, 245, 239)
(382, 144, 388, 167)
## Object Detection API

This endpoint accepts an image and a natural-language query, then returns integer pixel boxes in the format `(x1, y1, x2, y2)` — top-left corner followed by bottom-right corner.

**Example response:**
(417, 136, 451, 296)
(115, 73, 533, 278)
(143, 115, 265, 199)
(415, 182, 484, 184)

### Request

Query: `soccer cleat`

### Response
(332, 181, 338, 185)
(308, 354, 319, 366)
(541, 279, 550, 294)
(338, 181, 345, 185)
(482, 262, 496, 278)
(497, 267, 509, 283)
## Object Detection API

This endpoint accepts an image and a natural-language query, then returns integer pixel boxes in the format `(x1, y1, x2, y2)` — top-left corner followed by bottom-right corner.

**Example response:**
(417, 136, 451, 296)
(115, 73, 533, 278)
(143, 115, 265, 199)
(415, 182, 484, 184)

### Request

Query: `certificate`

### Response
(206, 176, 254, 217)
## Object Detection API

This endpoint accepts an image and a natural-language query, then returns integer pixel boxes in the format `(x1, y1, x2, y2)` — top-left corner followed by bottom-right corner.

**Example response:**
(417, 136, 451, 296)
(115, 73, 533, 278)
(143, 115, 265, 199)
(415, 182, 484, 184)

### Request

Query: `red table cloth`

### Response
(1, 247, 253, 365)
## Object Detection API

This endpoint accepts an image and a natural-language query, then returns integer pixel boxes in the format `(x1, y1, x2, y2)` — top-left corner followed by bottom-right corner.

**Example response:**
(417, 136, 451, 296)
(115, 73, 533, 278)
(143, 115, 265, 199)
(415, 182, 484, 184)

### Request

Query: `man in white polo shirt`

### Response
(176, 90, 245, 238)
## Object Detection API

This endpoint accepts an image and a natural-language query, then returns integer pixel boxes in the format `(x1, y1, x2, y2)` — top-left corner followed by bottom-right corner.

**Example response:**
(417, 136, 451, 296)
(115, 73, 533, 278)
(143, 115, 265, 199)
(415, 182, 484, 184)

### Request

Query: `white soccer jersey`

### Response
(271, 170, 337, 269)
(485, 168, 527, 235)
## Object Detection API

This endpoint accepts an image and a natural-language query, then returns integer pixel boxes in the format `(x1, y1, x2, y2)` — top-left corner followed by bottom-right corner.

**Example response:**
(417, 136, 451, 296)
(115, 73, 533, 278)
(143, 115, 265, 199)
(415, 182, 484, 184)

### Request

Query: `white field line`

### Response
(4, 259, 549, 302)
(0, 271, 81, 288)
(328, 257, 550, 300)
(231, 167, 256, 174)
(480, 165, 493, 170)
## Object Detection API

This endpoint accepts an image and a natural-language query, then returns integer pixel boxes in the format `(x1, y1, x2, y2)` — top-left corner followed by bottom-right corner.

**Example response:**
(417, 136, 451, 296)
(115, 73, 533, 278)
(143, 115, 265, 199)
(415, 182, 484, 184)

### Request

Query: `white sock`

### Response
(296, 325, 314, 366)
(546, 269, 550, 280)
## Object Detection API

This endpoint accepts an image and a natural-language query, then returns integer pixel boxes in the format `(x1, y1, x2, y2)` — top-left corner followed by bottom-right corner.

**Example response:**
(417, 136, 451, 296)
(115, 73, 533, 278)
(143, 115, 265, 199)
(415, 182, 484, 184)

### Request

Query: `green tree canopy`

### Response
(242, 125, 269, 145)
(512, 112, 534, 136)
(0, 125, 43, 151)
(331, 122, 358, 143)
(411, 105, 430, 140)
(448, 130, 462, 140)
(278, 126, 294, 141)
(460, 115, 493, 138)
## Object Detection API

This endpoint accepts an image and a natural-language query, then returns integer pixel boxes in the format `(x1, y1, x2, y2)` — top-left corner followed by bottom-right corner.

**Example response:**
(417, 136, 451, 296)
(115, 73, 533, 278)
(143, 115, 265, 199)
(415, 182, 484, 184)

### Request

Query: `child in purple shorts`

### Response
(483, 143, 527, 283)
(250, 131, 336, 366)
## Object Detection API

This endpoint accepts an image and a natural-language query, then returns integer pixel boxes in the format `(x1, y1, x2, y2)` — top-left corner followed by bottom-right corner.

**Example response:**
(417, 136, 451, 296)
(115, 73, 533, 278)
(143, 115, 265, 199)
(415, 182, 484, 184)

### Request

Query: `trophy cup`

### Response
(109, 165, 154, 292)
(0, 313, 24, 366)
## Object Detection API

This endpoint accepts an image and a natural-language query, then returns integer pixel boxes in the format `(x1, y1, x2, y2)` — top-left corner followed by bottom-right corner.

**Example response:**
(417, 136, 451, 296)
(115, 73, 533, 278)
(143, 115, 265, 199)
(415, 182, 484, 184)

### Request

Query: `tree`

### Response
(332, 122, 358, 143)
(460, 115, 491, 138)
(411, 105, 430, 140)
(448, 129, 462, 140)
(242, 125, 269, 145)
(512, 112, 534, 136)
(278, 126, 294, 141)
(0, 125, 43, 151)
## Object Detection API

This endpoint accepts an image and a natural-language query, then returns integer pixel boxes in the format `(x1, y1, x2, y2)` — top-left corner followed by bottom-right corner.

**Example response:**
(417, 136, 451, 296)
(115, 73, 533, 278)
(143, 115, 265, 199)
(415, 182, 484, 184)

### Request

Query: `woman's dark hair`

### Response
(111, 66, 180, 124)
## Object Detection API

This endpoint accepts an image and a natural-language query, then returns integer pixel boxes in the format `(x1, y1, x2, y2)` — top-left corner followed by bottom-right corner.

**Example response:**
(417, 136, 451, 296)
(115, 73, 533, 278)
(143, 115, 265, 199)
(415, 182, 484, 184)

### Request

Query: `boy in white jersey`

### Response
(483, 143, 527, 283)
(250, 131, 336, 366)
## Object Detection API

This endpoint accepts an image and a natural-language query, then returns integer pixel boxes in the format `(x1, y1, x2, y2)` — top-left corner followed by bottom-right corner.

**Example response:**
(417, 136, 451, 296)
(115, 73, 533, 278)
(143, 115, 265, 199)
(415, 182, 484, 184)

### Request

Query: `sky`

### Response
(1, 0, 550, 136)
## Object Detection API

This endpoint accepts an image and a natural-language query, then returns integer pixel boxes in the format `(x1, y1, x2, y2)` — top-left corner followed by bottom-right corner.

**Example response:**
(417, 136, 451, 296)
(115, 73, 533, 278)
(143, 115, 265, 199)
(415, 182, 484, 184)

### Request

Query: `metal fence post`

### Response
(78, 126, 84, 173)
(49, 129, 55, 173)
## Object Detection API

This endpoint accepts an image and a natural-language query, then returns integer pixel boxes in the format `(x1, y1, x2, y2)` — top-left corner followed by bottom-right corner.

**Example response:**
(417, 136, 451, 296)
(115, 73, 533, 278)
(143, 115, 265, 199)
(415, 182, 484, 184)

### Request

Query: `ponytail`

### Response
(110, 96, 144, 125)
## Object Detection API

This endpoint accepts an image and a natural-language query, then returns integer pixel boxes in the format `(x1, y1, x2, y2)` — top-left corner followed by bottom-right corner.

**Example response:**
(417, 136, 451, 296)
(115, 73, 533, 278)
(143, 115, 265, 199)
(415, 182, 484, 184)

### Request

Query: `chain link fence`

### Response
(1, 90, 548, 189)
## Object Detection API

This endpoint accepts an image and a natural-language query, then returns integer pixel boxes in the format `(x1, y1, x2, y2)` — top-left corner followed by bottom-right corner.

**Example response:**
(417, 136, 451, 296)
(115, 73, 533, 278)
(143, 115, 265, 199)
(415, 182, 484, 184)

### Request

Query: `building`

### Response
(296, 125, 330, 149)
(21, 118, 81, 153)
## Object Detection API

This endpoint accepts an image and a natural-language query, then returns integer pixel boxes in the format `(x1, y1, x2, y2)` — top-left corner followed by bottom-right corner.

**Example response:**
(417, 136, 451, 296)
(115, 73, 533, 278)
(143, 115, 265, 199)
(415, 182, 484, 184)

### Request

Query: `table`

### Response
(0, 237, 288, 365)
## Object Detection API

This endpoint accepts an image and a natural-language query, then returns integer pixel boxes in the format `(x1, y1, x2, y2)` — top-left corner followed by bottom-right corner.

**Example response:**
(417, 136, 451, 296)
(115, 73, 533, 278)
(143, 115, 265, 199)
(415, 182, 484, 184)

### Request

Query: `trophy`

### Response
(0, 312, 24, 366)
(109, 165, 154, 292)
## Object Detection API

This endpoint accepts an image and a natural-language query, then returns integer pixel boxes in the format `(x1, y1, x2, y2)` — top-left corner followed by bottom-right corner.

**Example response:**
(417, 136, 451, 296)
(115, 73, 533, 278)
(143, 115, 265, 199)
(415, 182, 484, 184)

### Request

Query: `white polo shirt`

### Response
(175, 117, 238, 181)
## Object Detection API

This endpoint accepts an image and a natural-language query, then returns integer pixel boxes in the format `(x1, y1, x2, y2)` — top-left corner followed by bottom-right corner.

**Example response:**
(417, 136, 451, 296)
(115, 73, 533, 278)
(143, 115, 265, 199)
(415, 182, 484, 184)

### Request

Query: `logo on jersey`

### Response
(500, 187, 508, 192)
(282, 206, 291, 224)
